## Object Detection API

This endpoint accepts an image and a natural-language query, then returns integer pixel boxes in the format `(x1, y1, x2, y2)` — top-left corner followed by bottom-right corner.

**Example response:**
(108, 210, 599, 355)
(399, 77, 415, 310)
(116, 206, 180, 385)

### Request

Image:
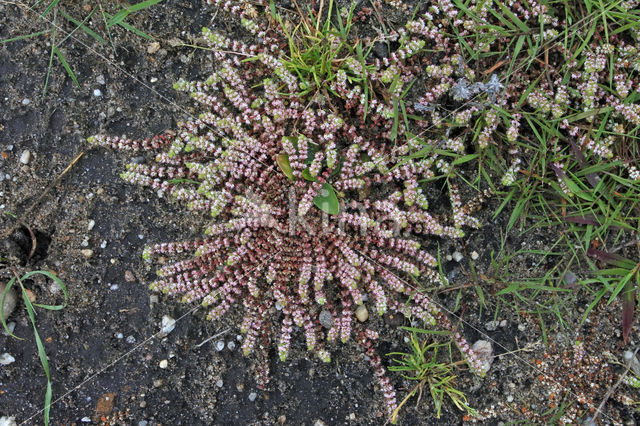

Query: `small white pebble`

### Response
(116, 333, 123, 339)
(138, 234, 144, 240)
(216, 379, 223, 388)
(452, 251, 464, 262)
(96, 74, 105, 85)
(110, 284, 118, 291)
(215, 341, 225, 352)
(159, 359, 168, 369)
(81, 417, 92, 423)
(21, 98, 30, 105)
(275, 301, 283, 311)
(0, 353, 16, 365)
(147, 41, 161, 54)
(19, 150, 31, 164)
(159, 315, 176, 337)
(248, 392, 257, 402)
(93, 89, 102, 97)
(100, 240, 107, 249)
(81, 248, 94, 259)
(126, 335, 136, 344)
(227, 341, 236, 351)
(471, 251, 480, 260)
(150, 77, 158, 83)
(87, 220, 95, 231)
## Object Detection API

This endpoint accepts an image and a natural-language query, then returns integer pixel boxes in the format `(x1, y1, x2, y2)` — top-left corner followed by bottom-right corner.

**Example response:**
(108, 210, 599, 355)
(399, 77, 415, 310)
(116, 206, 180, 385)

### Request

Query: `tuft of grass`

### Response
(387, 327, 477, 422)
(1, 269, 68, 426)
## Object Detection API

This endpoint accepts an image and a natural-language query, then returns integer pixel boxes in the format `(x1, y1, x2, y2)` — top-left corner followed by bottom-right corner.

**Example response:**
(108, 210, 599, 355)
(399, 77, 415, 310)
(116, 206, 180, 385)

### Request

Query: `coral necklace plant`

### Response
(89, 0, 488, 417)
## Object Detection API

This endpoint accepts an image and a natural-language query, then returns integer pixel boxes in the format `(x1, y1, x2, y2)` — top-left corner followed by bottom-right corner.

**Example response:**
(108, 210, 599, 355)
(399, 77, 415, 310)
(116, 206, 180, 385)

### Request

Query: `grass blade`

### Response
(1, 30, 48, 44)
(53, 46, 80, 88)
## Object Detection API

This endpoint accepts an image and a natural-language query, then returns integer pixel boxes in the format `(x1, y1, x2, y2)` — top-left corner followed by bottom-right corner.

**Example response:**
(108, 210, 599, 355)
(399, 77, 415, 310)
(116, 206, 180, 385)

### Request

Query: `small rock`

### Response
(623, 351, 640, 376)
(100, 240, 107, 249)
(109, 284, 118, 291)
(87, 220, 95, 231)
(215, 341, 225, 352)
(19, 150, 30, 164)
(314, 420, 327, 426)
(81, 249, 94, 259)
(95, 392, 116, 418)
(153, 379, 163, 388)
(159, 315, 176, 337)
(472, 340, 494, 374)
(139, 401, 147, 408)
(355, 305, 369, 322)
(275, 301, 283, 311)
(216, 379, 223, 388)
(124, 270, 136, 282)
(21, 98, 30, 105)
(471, 251, 480, 260)
(227, 341, 236, 351)
(147, 42, 161, 54)
(0, 282, 17, 321)
(4, 322, 15, 334)
(0, 353, 16, 365)
(499, 320, 507, 328)
(506, 395, 514, 403)
(81, 417, 91, 423)
(248, 392, 257, 402)
(150, 77, 158, 83)
(138, 421, 148, 426)
(278, 415, 286, 424)
(159, 359, 168, 369)
(563, 270, 578, 286)
(485, 320, 499, 331)
(319, 310, 333, 329)
(452, 251, 464, 262)
(236, 383, 245, 392)
(96, 74, 105, 85)
(116, 332, 123, 339)
(0, 417, 17, 426)
(126, 335, 136, 344)
(93, 89, 102, 97)
(517, 323, 526, 332)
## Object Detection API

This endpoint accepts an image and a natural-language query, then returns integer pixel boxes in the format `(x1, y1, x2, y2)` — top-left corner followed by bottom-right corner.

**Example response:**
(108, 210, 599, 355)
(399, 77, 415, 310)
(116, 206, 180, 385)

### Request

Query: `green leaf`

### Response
(302, 168, 317, 182)
(276, 154, 294, 180)
(313, 183, 339, 215)
(108, 0, 164, 27)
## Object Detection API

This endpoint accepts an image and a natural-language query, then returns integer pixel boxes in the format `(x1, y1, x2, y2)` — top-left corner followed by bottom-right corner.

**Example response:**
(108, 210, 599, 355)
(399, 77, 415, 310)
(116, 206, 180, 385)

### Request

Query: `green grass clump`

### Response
(387, 327, 477, 422)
